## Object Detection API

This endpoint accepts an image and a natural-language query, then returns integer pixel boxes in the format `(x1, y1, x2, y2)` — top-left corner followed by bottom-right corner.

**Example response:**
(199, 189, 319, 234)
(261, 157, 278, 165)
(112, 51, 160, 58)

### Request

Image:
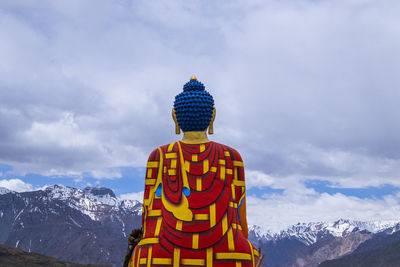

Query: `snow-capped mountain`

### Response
(42, 184, 141, 221)
(248, 219, 400, 267)
(0, 185, 142, 267)
(249, 218, 400, 246)
(0, 186, 12, 195)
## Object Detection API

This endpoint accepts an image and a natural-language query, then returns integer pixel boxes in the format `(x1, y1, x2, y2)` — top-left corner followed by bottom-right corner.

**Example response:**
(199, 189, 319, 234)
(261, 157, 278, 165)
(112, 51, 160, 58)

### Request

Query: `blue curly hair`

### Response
(173, 77, 214, 132)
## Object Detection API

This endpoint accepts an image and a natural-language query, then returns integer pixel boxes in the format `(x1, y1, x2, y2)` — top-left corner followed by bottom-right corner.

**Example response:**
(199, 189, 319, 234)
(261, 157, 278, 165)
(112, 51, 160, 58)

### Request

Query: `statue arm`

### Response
(228, 147, 249, 239)
(239, 196, 249, 239)
(142, 148, 161, 227)
(124, 148, 161, 267)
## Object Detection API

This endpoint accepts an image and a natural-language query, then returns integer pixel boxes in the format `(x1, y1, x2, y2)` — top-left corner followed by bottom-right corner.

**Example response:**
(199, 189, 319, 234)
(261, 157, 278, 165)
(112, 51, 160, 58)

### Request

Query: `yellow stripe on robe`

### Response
(147, 161, 159, 168)
(233, 180, 245, 187)
(145, 179, 156, 185)
(215, 252, 251, 261)
(153, 258, 172, 265)
(207, 248, 213, 267)
(233, 160, 244, 167)
(168, 142, 175, 152)
(209, 204, 216, 227)
(148, 210, 161, 217)
(196, 178, 202, 191)
(176, 220, 182, 230)
(173, 248, 180, 267)
(203, 159, 209, 173)
(181, 259, 205, 266)
(138, 238, 159, 246)
(195, 214, 209, 220)
(166, 152, 177, 159)
(192, 234, 199, 249)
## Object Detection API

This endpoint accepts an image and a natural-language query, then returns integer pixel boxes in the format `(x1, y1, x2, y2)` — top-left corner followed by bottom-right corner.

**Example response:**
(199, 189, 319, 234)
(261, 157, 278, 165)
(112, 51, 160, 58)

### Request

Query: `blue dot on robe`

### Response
(182, 187, 191, 197)
(155, 183, 162, 197)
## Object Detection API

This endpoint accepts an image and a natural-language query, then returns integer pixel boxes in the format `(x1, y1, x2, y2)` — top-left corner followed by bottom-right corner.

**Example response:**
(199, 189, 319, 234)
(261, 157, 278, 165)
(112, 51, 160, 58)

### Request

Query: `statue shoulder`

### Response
(147, 143, 175, 161)
(147, 142, 243, 162)
(147, 148, 160, 162)
(212, 142, 243, 162)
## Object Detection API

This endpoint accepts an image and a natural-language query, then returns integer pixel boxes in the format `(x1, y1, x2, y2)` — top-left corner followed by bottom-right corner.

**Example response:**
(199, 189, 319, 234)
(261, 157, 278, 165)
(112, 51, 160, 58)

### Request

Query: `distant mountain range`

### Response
(0, 185, 141, 266)
(249, 219, 400, 246)
(248, 219, 400, 266)
(1, 185, 399, 267)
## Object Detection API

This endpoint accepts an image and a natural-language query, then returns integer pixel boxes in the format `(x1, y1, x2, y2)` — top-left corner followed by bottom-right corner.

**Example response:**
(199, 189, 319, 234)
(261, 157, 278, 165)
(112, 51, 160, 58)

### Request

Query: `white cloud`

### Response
(90, 168, 123, 180)
(246, 170, 276, 189)
(0, 0, 399, 191)
(119, 191, 144, 202)
(0, 179, 33, 192)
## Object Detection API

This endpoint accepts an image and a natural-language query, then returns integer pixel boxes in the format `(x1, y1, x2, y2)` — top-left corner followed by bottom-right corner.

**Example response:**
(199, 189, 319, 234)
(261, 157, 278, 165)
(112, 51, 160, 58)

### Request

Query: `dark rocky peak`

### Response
(83, 187, 116, 198)
(332, 218, 349, 226)
(45, 184, 65, 189)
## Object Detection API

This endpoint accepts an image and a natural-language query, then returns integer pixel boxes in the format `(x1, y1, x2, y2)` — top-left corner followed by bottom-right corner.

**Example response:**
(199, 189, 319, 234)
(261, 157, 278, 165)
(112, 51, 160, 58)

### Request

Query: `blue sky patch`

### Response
(0, 163, 13, 173)
(0, 164, 146, 196)
(247, 186, 284, 197)
(305, 180, 399, 199)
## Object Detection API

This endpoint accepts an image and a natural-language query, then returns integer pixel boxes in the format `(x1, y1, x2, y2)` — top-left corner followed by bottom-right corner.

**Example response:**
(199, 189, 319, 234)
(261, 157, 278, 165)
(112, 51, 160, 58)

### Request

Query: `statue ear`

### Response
(172, 108, 181, 134)
(208, 107, 216, 135)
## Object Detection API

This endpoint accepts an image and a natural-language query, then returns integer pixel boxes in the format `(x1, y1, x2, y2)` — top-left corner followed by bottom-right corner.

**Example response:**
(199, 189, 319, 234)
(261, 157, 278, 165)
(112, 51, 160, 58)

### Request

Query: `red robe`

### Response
(129, 141, 260, 267)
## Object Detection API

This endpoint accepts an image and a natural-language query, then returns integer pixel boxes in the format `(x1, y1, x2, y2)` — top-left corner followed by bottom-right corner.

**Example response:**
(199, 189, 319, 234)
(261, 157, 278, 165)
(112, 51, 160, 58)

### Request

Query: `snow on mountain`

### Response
(0, 187, 13, 195)
(249, 218, 400, 245)
(84, 186, 118, 206)
(349, 219, 400, 234)
(119, 199, 142, 213)
(43, 184, 141, 220)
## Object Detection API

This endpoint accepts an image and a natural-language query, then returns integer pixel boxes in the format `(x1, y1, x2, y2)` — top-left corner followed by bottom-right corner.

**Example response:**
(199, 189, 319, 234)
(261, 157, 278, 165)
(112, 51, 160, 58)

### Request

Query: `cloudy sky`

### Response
(1, 0, 400, 232)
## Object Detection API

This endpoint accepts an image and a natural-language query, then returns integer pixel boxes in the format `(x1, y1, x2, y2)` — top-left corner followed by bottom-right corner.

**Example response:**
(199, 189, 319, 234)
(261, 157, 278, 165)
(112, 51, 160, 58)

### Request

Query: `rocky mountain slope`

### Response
(0, 185, 141, 266)
(319, 230, 400, 267)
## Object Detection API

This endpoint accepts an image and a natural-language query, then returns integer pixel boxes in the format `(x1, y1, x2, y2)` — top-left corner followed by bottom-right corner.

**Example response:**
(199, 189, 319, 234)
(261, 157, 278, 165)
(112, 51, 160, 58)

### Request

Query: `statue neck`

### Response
(181, 131, 210, 144)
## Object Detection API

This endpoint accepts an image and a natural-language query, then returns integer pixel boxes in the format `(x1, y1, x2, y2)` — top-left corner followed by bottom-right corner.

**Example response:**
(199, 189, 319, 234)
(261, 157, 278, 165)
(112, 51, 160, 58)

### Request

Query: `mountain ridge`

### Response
(249, 218, 400, 246)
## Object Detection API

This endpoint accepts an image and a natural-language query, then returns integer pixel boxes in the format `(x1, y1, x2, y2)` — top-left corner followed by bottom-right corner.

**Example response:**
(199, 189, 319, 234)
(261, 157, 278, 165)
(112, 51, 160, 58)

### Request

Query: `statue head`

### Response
(173, 76, 215, 134)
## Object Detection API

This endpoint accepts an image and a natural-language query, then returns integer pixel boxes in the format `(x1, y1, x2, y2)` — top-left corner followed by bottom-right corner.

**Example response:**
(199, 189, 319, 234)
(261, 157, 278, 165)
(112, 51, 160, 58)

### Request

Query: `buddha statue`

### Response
(127, 76, 262, 267)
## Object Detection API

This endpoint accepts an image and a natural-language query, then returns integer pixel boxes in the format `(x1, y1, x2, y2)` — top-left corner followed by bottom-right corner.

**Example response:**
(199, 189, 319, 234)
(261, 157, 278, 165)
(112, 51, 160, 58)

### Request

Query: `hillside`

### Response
(319, 230, 400, 267)
(0, 244, 110, 267)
